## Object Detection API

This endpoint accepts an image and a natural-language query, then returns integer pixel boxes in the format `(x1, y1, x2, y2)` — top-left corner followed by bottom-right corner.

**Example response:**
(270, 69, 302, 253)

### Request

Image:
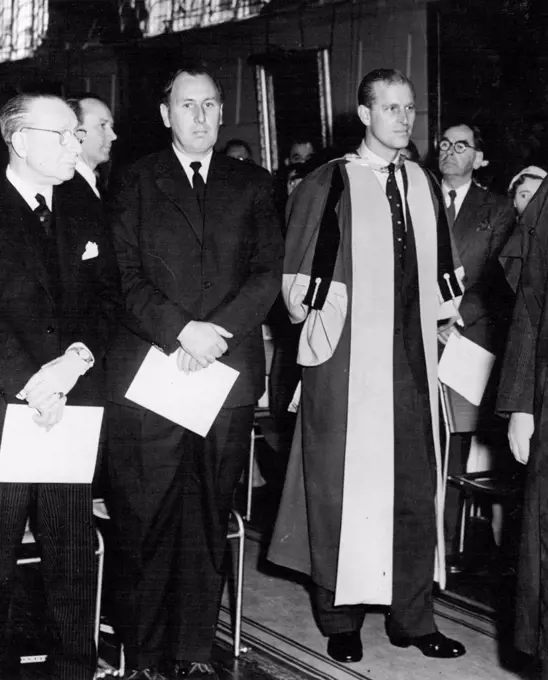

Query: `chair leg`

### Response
(458, 495, 468, 556)
(228, 510, 246, 658)
(95, 528, 104, 648)
(245, 430, 255, 522)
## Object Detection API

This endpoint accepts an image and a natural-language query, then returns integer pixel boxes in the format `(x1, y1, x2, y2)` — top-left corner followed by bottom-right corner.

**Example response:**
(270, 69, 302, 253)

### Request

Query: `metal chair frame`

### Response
(439, 380, 518, 558)
(16, 524, 126, 678)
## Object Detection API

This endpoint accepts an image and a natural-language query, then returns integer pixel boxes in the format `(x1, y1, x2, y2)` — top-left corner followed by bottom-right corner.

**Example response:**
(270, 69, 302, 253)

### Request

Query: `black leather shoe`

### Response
(390, 631, 466, 658)
(174, 661, 219, 679)
(327, 631, 363, 663)
(125, 669, 171, 680)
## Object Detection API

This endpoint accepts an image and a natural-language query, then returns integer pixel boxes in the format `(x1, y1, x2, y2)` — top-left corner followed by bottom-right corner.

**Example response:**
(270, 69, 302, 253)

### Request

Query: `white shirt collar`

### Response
(171, 144, 213, 184)
(76, 160, 100, 198)
(357, 140, 402, 169)
(442, 179, 471, 216)
(6, 165, 53, 210)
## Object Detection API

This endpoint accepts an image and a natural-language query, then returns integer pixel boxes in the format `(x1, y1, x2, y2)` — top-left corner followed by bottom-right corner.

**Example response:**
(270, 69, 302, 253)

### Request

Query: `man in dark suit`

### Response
(105, 65, 283, 679)
(67, 94, 117, 201)
(437, 123, 515, 563)
(0, 93, 119, 680)
(437, 124, 515, 352)
(65, 94, 118, 503)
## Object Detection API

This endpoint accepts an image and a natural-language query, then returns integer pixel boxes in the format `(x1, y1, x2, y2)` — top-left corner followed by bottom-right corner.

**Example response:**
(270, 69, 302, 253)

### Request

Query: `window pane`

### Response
(0, 0, 49, 63)
(145, 0, 271, 37)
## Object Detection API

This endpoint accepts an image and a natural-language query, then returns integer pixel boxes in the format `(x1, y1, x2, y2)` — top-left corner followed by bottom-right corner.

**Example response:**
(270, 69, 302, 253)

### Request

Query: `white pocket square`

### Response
(82, 241, 99, 261)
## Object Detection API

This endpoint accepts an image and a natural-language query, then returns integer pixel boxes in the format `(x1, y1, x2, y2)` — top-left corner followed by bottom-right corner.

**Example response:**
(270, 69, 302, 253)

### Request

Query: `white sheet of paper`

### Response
(438, 333, 496, 406)
(0, 404, 103, 483)
(125, 346, 240, 437)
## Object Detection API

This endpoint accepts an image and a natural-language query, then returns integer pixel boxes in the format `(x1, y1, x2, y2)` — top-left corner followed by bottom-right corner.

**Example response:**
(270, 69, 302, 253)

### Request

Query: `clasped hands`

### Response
(176, 320, 233, 373)
(16, 352, 86, 429)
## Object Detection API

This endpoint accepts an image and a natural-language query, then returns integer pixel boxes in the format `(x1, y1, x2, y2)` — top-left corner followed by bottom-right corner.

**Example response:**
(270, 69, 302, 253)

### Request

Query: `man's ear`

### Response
(219, 103, 224, 126)
(472, 150, 485, 170)
(357, 104, 371, 127)
(10, 131, 27, 159)
(159, 103, 171, 129)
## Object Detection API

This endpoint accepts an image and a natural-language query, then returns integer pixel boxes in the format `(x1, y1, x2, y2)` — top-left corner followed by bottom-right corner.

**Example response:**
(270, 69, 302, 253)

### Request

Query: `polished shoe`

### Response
(326, 631, 363, 663)
(174, 661, 219, 679)
(125, 669, 171, 680)
(390, 631, 466, 658)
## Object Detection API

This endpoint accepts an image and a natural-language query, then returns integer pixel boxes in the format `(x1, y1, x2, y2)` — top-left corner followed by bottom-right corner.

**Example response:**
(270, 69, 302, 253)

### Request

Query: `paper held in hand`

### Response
(438, 333, 495, 406)
(125, 346, 240, 437)
(0, 404, 104, 483)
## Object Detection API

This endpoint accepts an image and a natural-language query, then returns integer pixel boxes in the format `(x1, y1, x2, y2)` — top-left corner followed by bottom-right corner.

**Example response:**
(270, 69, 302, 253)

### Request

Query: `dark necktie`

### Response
(386, 163, 406, 265)
(34, 193, 52, 237)
(190, 161, 205, 216)
(447, 189, 457, 229)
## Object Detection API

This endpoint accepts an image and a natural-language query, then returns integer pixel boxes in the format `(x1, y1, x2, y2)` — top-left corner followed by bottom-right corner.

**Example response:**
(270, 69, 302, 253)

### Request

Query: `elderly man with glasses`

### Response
(437, 124, 515, 349)
(437, 123, 516, 571)
(0, 93, 119, 680)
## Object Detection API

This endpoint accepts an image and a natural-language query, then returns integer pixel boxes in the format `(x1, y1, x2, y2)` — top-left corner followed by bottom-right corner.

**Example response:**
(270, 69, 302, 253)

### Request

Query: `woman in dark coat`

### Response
(497, 176, 548, 675)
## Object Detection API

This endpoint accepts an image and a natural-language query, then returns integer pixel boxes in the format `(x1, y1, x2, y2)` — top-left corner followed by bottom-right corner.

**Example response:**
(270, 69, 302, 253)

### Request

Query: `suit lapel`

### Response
(204, 152, 235, 236)
(1, 179, 55, 306)
(155, 149, 204, 243)
(452, 183, 481, 263)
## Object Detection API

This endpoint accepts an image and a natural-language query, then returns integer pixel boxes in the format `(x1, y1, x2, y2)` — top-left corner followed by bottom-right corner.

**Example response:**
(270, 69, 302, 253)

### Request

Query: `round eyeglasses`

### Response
(439, 138, 477, 154)
(20, 126, 87, 145)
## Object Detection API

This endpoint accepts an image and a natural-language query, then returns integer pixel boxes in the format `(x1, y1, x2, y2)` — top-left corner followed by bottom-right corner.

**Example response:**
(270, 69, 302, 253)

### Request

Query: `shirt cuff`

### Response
(65, 343, 95, 374)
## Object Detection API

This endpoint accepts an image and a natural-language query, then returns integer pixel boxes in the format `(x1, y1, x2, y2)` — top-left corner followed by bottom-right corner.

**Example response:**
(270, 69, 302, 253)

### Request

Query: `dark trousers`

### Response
(313, 331, 438, 639)
(0, 483, 96, 680)
(105, 403, 254, 669)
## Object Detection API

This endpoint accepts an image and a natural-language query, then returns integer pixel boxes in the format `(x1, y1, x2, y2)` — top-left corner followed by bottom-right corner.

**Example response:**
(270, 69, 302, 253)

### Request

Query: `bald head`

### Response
(71, 97, 117, 170)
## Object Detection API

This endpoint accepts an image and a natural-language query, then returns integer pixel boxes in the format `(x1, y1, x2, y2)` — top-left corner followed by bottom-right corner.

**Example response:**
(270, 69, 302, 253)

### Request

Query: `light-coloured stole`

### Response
(335, 160, 443, 605)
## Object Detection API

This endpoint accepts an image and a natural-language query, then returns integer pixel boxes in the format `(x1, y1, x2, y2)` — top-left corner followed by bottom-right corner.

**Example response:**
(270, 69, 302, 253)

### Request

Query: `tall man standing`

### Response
(268, 69, 465, 663)
(0, 93, 119, 680)
(105, 65, 283, 679)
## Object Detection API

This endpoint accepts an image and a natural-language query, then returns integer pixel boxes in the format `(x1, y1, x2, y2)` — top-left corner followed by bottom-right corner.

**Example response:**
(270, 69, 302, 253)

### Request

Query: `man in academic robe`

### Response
(497, 177, 548, 676)
(268, 69, 465, 663)
(0, 93, 119, 680)
(104, 65, 283, 679)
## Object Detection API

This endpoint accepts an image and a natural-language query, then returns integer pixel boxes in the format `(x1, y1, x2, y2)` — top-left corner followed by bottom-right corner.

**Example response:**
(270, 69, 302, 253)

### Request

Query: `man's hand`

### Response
(438, 316, 463, 345)
(508, 412, 535, 464)
(32, 395, 67, 431)
(17, 352, 86, 411)
(177, 321, 233, 368)
(176, 348, 205, 374)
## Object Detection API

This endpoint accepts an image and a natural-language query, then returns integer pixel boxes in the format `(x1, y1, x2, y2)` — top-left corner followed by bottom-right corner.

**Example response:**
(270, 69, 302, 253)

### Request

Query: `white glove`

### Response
(508, 412, 535, 465)
(32, 394, 67, 431)
(17, 351, 89, 412)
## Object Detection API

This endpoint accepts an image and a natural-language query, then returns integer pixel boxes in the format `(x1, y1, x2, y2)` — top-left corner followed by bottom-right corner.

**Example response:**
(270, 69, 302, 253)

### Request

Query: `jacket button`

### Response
(46, 325, 55, 334)
(203, 280, 212, 289)
(394, 328, 401, 337)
